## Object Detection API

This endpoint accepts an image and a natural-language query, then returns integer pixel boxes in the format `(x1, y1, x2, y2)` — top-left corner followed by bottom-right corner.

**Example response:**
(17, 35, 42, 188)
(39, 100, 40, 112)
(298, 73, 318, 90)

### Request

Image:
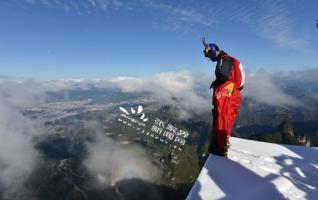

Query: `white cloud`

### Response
(110, 76, 146, 93)
(0, 69, 314, 197)
(227, 0, 309, 52)
(0, 77, 160, 196)
(257, 0, 308, 52)
(0, 80, 45, 198)
(111, 70, 211, 119)
(5, 68, 307, 114)
(18, 0, 311, 51)
(110, 69, 309, 111)
(2, 67, 314, 116)
(22, 0, 123, 13)
(243, 69, 303, 106)
(87, 0, 96, 7)
(20, 0, 217, 31)
(0, 79, 47, 108)
(3, 72, 208, 120)
(0, 69, 316, 198)
(285, 68, 318, 82)
(23, 0, 35, 3)
(311, 92, 318, 101)
(141, 0, 217, 30)
(83, 122, 159, 186)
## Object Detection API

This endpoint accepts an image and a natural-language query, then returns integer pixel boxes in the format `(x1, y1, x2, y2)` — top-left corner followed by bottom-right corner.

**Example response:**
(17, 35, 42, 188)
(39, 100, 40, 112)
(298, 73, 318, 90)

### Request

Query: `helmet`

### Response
(204, 43, 219, 62)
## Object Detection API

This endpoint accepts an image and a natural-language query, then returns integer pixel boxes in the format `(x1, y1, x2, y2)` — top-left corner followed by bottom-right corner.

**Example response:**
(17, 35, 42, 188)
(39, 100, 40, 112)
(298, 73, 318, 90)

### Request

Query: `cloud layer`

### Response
(111, 70, 210, 119)
(0, 80, 44, 198)
(83, 125, 159, 186)
(243, 69, 303, 106)
(1, 67, 317, 196)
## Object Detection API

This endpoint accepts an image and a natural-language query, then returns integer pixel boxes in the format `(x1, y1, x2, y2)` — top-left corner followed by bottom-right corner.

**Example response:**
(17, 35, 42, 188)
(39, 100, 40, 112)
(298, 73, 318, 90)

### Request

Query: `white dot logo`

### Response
(119, 105, 149, 122)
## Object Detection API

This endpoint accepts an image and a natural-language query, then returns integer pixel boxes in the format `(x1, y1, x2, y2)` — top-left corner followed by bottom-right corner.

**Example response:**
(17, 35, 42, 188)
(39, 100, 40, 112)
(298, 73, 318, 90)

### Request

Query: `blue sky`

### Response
(0, 0, 317, 79)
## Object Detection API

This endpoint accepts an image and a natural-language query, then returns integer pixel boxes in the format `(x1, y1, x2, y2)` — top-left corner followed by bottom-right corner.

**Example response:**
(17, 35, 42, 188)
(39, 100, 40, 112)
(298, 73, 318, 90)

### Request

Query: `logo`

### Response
(118, 104, 190, 152)
(119, 105, 148, 122)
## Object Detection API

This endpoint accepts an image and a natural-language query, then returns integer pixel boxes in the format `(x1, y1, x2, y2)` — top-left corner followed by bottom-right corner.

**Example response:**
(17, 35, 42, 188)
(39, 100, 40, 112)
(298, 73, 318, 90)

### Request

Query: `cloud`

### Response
(23, 0, 35, 3)
(22, 0, 123, 14)
(243, 69, 303, 106)
(0, 80, 45, 198)
(141, 0, 217, 31)
(0, 79, 48, 108)
(111, 70, 211, 119)
(227, 0, 309, 52)
(0, 68, 315, 197)
(311, 92, 318, 101)
(83, 122, 159, 186)
(3, 71, 211, 121)
(14, 68, 308, 114)
(2, 67, 314, 118)
(110, 69, 310, 111)
(0, 77, 160, 196)
(281, 68, 318, 82)
(256, 0, 308, 52)
(89, 0, 122, 11)
(110, 67, 317, 112)
(4, 70, 205, 107)
(20, 0, 309, 51)
(20, 0, 217, 31)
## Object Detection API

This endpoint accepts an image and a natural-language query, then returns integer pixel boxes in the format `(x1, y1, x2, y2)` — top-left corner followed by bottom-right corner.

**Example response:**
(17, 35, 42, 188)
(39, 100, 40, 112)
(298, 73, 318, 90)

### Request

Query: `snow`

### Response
(186, 137, 318, 200)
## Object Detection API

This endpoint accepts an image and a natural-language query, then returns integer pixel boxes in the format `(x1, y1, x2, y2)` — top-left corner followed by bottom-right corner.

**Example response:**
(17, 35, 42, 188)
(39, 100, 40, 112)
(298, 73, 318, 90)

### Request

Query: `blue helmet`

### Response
(204, 43, 219, 61)
(207, 43, 218, 58)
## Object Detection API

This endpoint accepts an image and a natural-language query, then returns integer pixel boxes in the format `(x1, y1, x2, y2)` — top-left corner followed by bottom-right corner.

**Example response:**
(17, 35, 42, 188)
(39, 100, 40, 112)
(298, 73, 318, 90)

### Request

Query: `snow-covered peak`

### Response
(186, 137, 318, 200)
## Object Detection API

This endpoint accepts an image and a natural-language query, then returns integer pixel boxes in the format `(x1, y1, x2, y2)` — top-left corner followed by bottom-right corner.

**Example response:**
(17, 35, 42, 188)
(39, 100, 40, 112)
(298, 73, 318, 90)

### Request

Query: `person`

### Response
(203, 42, 245, 156)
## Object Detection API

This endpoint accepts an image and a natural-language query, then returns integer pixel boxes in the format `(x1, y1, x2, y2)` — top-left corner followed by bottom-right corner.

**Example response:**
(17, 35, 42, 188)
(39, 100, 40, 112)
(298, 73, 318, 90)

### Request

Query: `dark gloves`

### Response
(210, 81, 216, 89)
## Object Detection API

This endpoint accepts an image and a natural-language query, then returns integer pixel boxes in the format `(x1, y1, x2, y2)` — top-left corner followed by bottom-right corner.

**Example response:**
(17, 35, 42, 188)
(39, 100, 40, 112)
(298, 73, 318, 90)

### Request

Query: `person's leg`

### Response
(227, 90, 241, 137)
(208, 107, 219, 154)
(216, 130, 229, 156)
(216, 96, 231, 157)
(211, 104, 228, 156)
(216, 89, 241, 157)
(210, 87, 230, 157)
(208, 129, 218, 154)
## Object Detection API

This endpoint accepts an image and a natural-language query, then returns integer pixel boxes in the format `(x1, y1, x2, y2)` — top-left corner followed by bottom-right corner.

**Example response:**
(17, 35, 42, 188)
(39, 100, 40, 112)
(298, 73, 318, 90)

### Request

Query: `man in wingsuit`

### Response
(203, 42, 245, 156)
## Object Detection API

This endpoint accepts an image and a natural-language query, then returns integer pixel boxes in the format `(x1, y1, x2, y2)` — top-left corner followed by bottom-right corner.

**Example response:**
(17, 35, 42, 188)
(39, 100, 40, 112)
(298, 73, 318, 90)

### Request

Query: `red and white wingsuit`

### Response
(210, 51, 245, 155)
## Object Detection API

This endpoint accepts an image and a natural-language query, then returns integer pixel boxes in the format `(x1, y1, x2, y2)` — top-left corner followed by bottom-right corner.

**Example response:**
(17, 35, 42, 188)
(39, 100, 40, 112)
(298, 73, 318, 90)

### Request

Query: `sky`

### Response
(0, 0, 317, 79)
